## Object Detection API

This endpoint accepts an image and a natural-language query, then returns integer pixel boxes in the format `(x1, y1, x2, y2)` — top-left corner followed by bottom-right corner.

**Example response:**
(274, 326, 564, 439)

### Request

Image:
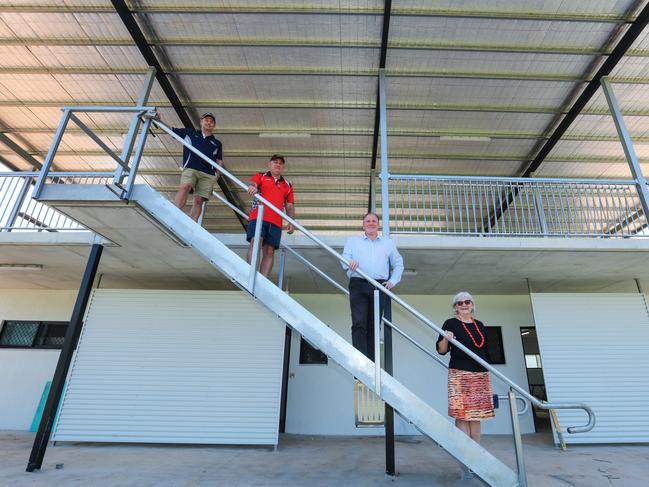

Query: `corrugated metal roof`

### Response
(1, 0, 649, 231)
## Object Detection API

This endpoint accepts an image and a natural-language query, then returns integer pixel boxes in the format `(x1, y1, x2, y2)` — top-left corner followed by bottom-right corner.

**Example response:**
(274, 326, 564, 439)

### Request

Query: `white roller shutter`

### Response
(531, 293, 649, 444)
(53, 290, 285, 445)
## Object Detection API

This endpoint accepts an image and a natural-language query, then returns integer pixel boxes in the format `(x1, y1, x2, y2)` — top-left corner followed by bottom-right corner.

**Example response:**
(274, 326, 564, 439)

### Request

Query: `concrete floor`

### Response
(1, 432, 646, 487)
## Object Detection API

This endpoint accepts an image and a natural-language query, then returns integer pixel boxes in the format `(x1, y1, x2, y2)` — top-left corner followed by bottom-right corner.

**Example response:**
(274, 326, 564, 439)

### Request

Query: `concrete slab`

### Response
(1, 432, 646, 487)
(4, 183, 649, 293)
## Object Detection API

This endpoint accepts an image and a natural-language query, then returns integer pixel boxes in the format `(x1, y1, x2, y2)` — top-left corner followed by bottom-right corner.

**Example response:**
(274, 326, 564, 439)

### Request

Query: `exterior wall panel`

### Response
(531, 293, 649, 444)
(52, 290, 285, 445)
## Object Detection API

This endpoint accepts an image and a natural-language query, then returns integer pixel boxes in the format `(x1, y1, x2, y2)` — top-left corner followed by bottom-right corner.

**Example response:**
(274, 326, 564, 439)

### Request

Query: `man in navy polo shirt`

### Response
(156, 111, 223, 222)
(246, 154, 295, 277)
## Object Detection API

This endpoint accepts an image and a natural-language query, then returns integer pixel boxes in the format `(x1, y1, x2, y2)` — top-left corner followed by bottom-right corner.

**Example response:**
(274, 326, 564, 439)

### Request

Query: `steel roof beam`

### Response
(12, 126, 649, 142)
(0, 65, 599, 82)
(0, 132, 42, 170)
(9, 36, 649, 57)
(6, 148, 636, 164)
(110, 0, 247, 228)
(7, 99, 649, 116)
(522, 1, 649, 177)
(0, 5, 635, 23)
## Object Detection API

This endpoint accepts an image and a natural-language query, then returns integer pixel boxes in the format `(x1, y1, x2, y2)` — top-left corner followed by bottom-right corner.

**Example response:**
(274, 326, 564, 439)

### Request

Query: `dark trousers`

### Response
(349, 278, 391, 362)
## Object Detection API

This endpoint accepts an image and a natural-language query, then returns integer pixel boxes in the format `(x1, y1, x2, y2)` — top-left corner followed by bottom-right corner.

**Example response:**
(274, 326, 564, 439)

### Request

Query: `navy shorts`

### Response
(246, 220, 282, 249)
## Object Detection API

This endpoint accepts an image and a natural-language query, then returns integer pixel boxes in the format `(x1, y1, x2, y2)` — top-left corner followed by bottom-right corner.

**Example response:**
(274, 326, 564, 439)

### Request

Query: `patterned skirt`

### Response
(448, 368, 495, 421)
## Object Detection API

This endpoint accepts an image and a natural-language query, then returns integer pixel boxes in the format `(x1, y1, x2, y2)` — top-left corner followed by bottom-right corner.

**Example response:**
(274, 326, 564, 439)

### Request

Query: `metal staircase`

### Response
(104, 182, 522, 486)
(30, 103, 596, 486)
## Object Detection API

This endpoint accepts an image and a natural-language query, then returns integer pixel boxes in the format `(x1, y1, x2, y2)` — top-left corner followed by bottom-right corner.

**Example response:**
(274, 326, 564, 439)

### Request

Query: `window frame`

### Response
(0, 320, 68, 350)
(298, 336, 328, 365)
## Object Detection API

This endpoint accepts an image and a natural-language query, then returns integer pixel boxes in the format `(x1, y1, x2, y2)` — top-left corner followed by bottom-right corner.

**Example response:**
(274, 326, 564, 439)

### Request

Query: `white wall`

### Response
(0, 289, 536, 436)
(0, 290, 76, 430)
(286, 294, 536, 436)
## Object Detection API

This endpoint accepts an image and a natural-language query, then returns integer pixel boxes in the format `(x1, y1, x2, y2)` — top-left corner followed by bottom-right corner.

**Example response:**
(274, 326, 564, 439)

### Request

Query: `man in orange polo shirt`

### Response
(246, 154, 295, 276)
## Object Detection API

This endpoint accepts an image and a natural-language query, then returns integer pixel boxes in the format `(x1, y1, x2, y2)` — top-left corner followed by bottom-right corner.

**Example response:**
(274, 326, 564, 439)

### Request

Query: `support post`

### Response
(248, 205, 264, 293)
(26, 242, 103, 472)
(373, 290, 381, 396)
(196, 201, 207, 227)
(4, 176, 32, 232)
(601, 76, 649, 222)
(277, 248, 286, 290)
(532, 187, 549, 236)
(33, 109, 71, 199)
(379, 69, 390, 237)
(370, 168, 377, 213)
(123, 117, 151, 199)
(508, 388, 528, 487)
(382, 293, 395, 476)
(114, 67, 156, 184)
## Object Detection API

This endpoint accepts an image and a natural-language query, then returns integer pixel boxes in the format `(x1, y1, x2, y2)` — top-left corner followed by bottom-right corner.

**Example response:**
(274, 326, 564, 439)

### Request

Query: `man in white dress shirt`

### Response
(341, 212, 404, 361)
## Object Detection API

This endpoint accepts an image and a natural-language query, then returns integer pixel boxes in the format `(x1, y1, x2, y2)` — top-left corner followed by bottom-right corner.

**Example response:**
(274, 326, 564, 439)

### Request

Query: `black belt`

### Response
(350, 277, 387, 284)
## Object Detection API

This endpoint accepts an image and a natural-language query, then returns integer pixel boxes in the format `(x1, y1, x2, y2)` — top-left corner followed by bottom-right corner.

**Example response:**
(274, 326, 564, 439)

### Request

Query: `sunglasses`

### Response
(455, 300, 473, 306)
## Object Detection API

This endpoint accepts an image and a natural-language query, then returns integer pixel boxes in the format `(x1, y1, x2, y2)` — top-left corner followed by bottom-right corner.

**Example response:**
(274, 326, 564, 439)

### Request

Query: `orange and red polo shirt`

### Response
(248, 171, 294, 227)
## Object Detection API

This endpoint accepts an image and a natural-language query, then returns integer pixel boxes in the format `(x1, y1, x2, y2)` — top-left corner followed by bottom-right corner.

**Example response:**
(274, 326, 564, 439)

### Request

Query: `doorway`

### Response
(520, 327, 549, 430)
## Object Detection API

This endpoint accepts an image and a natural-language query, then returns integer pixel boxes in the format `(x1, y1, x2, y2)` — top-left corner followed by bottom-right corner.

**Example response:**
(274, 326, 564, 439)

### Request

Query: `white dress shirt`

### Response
(341, 234, 404, 286)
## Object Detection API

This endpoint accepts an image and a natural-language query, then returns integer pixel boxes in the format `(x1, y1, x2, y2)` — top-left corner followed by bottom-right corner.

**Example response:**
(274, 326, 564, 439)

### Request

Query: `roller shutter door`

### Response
(53, 289, 285, 445)
(530, 293, 649, 444)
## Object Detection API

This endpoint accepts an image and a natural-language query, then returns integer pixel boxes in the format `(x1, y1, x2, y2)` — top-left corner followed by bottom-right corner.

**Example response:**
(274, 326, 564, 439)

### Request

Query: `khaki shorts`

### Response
(180, 168, 218, 200)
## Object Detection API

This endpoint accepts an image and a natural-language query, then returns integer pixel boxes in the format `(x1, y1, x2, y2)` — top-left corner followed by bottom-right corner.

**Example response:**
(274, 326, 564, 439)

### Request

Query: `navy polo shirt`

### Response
(172, 127, 223, 176)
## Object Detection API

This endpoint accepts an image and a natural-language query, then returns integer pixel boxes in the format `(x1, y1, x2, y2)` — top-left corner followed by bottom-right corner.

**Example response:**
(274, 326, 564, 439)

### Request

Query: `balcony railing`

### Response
(388, 174, 647, 238)
(0, 172, 112, 232)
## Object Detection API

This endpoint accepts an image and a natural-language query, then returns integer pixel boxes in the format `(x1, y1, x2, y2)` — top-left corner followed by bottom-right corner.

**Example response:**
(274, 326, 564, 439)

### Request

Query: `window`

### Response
(485, 326, 506, 364)
(299, 336, 328, 365)
(0, 320, 67, 349)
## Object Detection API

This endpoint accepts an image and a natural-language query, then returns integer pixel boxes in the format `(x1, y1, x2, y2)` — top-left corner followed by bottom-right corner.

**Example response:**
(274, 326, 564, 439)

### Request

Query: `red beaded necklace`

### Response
(460, 318, 485, 349)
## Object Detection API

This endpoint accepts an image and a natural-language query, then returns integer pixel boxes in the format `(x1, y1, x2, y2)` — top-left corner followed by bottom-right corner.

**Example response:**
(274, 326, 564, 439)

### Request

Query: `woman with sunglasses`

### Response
(436, 291, 494, 479)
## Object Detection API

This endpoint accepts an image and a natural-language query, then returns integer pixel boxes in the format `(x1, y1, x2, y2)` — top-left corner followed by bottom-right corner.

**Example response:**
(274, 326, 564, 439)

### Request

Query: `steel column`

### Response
(379, 69, 390, 237)
(383, 294, 395, 476)
(369, 168, 377, 213)
(26, 242, 103, 472)
(601, 76, 649, 221)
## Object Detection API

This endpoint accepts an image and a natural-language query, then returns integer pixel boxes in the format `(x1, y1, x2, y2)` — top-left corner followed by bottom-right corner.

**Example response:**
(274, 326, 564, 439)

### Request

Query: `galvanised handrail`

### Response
(150, 116, 594, 434)
(0, 171, 112, 232)
(387, 173, 646, 238)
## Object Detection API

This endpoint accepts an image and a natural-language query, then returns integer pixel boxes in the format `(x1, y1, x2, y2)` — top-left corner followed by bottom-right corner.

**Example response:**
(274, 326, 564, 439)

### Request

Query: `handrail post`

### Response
(114, 67, 156, 185)
(508, 388, 528, 487)
(248, 204, 264, 294)
(33, 108, 71, 199)
(197, 200, 207, 227)
(277, 248, 286, 290)
(123, 116, 151, 199)
(532, 186, 549, 236)
(373, 289, 381, 396)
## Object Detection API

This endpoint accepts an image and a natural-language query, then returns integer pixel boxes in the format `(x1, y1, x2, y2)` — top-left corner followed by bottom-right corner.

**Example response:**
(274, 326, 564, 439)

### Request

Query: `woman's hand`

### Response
(444, 331, 455, 342)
